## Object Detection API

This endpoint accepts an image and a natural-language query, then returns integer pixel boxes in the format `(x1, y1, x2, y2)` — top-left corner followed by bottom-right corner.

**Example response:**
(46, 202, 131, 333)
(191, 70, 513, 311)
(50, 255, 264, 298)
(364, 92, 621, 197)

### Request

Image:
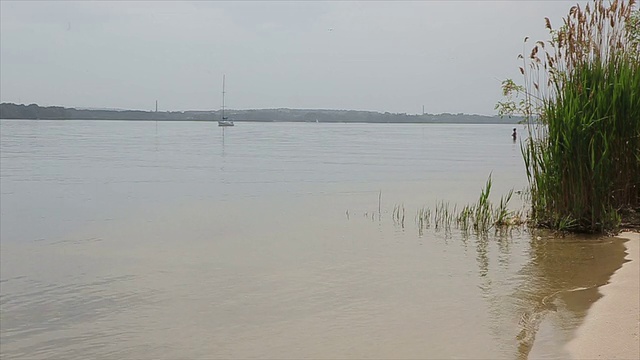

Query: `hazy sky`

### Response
(1, 0, 580, 115)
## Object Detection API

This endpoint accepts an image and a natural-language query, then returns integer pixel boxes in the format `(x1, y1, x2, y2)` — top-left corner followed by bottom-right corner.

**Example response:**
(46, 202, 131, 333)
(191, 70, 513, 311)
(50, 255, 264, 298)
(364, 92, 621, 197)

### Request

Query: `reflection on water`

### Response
(517, 233, 627, 359)
(0, 120, 628, 359)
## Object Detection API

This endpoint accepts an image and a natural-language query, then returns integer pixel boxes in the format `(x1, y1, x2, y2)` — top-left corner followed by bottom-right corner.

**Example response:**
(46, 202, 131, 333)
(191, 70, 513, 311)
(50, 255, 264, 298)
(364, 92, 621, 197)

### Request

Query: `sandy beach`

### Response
(566, 231, 640, 359)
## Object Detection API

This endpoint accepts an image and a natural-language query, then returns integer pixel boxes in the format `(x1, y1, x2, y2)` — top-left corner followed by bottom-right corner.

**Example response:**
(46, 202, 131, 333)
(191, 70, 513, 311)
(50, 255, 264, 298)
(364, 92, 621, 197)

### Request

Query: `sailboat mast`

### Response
(221, 75, 226, 120)
(217, 74, 233, 126)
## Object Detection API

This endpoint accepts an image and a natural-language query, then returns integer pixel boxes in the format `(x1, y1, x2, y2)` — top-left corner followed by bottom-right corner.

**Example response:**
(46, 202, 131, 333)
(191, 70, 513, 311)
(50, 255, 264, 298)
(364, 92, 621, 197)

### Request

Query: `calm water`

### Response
(0, 120, 627, 359)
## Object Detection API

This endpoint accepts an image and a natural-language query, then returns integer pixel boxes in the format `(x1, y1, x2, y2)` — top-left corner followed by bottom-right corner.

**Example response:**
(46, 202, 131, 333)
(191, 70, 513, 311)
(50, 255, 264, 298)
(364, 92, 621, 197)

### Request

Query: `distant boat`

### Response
(218, 75, 234, 127)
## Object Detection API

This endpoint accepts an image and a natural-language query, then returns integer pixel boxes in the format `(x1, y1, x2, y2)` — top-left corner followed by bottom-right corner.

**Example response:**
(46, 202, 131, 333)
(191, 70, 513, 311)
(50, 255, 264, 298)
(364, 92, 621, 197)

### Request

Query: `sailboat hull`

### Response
(218, 121, 234, 127)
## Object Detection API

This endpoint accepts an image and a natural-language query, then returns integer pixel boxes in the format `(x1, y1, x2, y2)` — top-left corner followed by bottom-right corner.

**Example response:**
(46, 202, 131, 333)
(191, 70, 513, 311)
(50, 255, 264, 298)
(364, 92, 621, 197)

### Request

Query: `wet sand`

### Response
(566, 232, 640, 359)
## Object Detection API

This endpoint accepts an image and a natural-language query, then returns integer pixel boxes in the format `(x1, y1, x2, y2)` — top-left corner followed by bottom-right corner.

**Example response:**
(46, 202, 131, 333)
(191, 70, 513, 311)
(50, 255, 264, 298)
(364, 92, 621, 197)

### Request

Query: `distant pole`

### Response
(155, 100, 158, 134)
(422, 105, 425, 116)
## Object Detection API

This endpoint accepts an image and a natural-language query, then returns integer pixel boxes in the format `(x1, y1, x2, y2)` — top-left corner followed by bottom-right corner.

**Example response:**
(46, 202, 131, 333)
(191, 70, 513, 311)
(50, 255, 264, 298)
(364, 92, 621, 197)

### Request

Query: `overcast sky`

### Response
(1, 0, 580, 115)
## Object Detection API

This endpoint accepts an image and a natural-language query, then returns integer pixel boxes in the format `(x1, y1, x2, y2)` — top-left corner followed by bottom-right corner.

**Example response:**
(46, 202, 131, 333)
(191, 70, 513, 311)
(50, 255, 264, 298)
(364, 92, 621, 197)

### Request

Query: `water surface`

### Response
(0, 120, 627, 359)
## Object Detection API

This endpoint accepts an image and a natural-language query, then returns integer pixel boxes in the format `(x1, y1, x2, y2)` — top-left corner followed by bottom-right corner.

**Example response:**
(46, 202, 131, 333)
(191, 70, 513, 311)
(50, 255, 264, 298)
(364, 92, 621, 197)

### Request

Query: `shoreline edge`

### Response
(566, 231, 640, 359)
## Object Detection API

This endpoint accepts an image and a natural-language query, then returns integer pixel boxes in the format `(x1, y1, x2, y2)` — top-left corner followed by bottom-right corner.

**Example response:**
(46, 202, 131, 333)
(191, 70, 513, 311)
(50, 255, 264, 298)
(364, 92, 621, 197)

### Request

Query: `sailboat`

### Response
(218, 75, 234, 127)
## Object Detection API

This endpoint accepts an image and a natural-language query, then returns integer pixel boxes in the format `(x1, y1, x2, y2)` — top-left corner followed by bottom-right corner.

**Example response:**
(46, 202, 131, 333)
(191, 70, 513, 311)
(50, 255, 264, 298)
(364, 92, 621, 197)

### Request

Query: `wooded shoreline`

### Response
(0, 102, 520, 124)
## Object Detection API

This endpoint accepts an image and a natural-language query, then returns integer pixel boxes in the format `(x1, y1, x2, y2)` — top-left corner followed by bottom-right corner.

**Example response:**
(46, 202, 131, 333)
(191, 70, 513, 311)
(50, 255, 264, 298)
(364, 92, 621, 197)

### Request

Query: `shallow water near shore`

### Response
(0, 120, 629, 359)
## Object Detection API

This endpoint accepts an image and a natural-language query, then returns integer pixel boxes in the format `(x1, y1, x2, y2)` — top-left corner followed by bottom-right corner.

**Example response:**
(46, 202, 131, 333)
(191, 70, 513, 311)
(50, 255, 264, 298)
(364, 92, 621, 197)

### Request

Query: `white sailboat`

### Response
(218, 75, 234, 127)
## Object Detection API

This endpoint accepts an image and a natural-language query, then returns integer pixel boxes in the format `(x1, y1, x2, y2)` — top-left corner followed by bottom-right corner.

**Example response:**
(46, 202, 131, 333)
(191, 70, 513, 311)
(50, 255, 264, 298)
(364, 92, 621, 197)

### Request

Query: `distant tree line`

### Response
(0, 102, 520, 124)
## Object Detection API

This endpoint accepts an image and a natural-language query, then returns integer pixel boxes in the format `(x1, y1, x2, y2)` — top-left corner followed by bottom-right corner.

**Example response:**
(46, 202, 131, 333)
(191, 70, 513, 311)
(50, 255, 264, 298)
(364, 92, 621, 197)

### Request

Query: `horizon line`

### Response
(0, 102, 504, 117)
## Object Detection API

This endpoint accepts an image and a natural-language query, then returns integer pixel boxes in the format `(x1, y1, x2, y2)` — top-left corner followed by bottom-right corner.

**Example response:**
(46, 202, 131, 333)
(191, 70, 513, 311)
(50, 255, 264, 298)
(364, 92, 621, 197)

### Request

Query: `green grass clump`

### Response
(414, 175, 525, 236)
(499, 0, 640, 233)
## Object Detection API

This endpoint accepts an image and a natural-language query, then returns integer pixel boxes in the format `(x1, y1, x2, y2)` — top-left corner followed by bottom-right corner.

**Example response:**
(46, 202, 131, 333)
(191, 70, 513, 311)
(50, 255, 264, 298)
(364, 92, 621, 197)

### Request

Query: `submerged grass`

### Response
(393, 203, 406, 228)
(499, 0, 640, 233)
(346, 176, 527, 237)
(414, 175, 526, 236)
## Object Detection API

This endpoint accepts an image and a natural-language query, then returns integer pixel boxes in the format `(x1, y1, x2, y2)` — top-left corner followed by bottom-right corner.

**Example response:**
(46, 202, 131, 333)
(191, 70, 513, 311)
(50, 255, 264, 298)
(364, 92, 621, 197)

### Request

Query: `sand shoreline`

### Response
(565, 231, 640, 359)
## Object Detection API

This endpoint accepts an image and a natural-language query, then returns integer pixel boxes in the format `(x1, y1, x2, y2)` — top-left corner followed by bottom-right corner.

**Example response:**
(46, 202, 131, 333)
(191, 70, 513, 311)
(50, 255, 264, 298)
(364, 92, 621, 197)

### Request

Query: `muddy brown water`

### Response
(0, 120, 628, 359)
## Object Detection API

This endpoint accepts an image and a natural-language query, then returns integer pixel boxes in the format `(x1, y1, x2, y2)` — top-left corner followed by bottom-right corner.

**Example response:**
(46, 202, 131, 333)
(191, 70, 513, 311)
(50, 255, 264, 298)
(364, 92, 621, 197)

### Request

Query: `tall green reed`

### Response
(499, 0, 640, 233)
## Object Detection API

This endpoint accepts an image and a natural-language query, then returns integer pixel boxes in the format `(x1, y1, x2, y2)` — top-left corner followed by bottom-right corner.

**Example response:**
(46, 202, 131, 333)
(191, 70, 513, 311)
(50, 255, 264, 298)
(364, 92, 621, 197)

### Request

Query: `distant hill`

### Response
(75, 107, 131, 111)
(0, 103, 522, 124)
